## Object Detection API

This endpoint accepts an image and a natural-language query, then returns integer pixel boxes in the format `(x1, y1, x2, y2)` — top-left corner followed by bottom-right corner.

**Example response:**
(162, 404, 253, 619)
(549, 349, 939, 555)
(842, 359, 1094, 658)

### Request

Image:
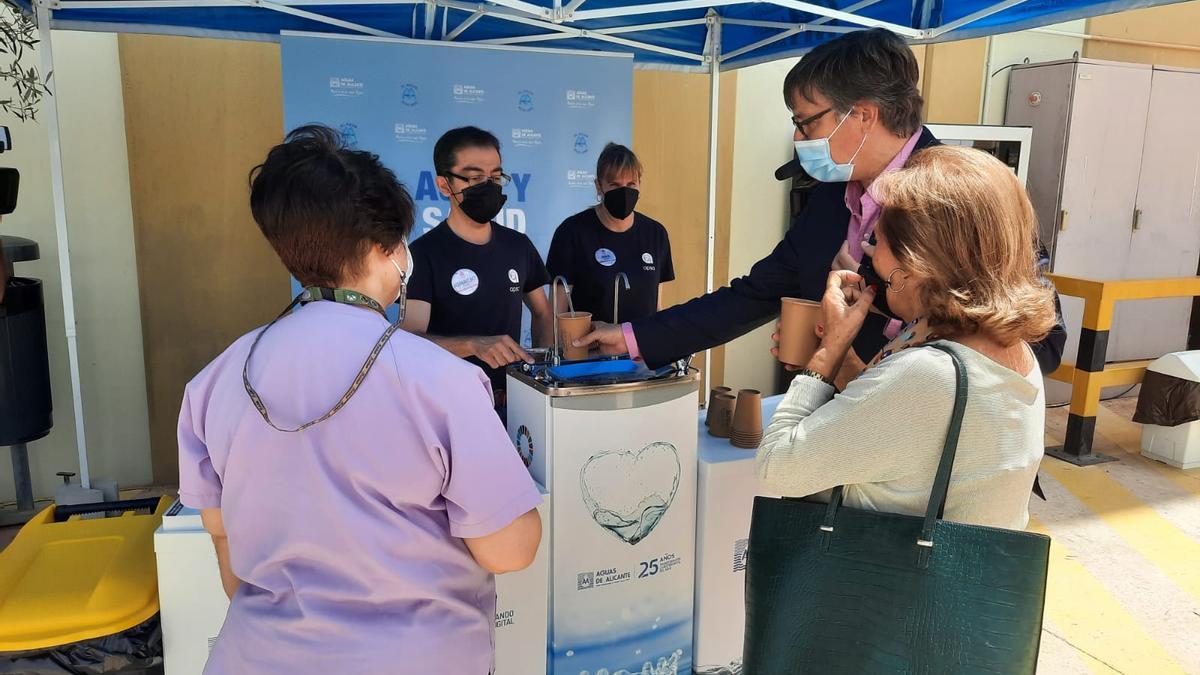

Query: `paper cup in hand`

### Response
(707, 393, 736, 438)
(778, 298, 822, 367)
(557, 312, 592, 361)
(731, 389, 763, 448)
(706, 387, 733, 427)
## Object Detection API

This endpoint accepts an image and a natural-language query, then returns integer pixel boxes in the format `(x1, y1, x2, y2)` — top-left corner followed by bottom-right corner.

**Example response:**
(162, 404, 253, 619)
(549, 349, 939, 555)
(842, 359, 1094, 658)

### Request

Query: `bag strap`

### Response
(817, 343, 968, 566)
(916, 343, 968, 566)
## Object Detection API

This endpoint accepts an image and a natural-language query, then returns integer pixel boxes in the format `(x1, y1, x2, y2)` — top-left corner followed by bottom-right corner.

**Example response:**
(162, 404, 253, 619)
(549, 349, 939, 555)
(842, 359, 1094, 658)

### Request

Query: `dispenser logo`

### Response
(577, 572, 595, 590)
(566, 89, 597, 109)
(338, 123, 359, 149)
(515, 425, 535, 467)
(580, 442, 680, 545)
(573, 132, 590, 154)
(329, 76, 364, 97)
(517, 89, 534, 112)
(400, 83, 419, 106)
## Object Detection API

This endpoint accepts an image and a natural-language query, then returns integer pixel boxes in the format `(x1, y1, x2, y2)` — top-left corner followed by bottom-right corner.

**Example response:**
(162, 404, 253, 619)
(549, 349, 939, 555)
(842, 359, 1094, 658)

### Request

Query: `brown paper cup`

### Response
(557, 312, 593, 361)
(778, 298, 822, 367)
(707, 393, 736, 438)
(731, 389, 763, 445)
(706, 386, 733, 427)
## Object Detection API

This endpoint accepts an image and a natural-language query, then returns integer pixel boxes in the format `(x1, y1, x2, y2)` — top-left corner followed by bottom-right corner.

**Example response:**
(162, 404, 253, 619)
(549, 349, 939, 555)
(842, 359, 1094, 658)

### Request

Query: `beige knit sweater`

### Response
(757, 340, 1044, 530)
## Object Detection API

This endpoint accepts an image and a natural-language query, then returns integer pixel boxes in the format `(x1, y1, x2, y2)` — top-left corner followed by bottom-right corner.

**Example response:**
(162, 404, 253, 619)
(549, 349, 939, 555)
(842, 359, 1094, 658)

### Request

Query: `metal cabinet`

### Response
(1006, 58, 1200, 368)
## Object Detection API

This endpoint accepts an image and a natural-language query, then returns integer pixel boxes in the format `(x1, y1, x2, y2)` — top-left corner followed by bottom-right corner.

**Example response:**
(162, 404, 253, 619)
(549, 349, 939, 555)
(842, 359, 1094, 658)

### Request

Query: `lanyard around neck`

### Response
(242, 287, 401, 433)
(300, 286, 387, 318)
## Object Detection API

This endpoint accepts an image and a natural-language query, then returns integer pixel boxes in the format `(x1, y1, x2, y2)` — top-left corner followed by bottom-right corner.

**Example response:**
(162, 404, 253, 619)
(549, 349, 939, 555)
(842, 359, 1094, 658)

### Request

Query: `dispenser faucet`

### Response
(551, 275, 570, 366)
(613, 272, 630, 325)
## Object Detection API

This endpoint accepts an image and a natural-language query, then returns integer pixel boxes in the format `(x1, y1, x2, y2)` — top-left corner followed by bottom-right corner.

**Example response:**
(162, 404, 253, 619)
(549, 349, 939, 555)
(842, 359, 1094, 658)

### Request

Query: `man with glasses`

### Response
(403, 126, 553, 411)
(578, 28, 1066, 384)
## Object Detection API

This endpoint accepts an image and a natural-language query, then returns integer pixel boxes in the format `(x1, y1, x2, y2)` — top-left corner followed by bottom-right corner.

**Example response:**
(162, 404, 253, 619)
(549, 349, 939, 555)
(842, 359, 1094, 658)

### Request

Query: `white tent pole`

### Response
(593, 18, 708, 34)
(483, 0, 552, 19)
(458, 6, 705, 60)
(810, 0, 883, 26)
(703, 11, 720, 390)
(721, 26, 801, 61)
(35, 0, 91, 489)
(763, 0, 922, 36)
(444, 7, 484, 39)
(929, 0, 1031, 38)
(575, 0, 739, 21)
(256, 0, 403, 37)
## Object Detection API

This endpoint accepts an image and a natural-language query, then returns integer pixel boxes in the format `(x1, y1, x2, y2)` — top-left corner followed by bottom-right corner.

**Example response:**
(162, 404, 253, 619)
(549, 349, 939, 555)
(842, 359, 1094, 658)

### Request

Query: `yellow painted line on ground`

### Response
(1038, 456, 1200, 605)
(1027, 517, 1186, 675)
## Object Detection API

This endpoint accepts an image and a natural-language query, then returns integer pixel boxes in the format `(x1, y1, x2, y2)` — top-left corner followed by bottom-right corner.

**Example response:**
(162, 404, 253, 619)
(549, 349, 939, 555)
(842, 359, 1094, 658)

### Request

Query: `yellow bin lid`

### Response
(0, 496, 170, 651)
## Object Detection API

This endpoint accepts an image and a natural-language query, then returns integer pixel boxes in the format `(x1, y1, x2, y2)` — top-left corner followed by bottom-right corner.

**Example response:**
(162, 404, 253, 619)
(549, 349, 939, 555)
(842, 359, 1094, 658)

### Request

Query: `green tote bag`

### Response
(743, 344, 1050, 674)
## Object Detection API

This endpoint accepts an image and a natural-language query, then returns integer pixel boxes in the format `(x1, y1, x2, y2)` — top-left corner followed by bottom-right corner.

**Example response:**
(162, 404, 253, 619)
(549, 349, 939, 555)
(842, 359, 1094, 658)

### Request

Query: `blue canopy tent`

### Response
(15, 0, 1188, 485)
(18, 0, 1193, 70)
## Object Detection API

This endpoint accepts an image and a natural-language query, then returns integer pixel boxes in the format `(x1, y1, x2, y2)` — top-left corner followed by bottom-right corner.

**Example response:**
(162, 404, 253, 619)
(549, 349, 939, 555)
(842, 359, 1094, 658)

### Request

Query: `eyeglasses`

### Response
(445, 171, 511, 188)
(791, 107, 832, 139)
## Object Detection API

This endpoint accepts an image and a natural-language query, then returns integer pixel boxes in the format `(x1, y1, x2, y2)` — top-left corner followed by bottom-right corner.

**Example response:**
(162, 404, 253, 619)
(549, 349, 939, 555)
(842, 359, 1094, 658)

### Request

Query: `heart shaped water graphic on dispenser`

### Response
(579, 442, 680, 545)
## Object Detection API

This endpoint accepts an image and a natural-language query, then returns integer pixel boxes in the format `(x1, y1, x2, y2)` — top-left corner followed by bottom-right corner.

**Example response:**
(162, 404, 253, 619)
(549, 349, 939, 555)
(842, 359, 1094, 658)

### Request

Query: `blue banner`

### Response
(281, 33, 634, 334)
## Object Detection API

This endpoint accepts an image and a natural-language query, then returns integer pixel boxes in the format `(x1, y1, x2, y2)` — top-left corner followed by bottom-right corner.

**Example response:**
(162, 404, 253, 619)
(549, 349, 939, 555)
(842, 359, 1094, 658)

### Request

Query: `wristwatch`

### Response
(797, 367, 834, 388)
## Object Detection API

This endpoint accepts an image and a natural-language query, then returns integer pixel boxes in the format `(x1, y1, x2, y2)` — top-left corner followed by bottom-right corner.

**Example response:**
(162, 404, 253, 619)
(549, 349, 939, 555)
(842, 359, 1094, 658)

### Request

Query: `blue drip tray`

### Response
(546, 359, 642, 380)
(540, 357, 679, 386)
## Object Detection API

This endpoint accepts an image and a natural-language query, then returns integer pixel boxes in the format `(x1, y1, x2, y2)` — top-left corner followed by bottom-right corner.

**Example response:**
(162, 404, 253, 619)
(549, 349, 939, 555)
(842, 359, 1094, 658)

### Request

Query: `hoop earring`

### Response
(886, 268, 908, 293)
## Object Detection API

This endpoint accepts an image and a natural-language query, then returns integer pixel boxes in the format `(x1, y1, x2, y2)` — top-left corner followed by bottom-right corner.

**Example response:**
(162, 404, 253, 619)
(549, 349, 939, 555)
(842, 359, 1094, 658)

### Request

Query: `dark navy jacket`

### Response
(630, 128, 1068, 373)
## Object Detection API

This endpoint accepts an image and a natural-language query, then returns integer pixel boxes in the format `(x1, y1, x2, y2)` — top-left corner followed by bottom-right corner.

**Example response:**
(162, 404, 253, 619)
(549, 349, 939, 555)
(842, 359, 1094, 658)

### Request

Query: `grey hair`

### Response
(783, 28, 924, 137)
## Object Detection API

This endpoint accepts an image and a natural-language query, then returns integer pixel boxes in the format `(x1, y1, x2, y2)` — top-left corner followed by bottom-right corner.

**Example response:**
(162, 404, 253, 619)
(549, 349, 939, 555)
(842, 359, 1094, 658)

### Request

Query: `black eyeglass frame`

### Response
(444, 171, 512, 188)
(791, 107, 833, 139)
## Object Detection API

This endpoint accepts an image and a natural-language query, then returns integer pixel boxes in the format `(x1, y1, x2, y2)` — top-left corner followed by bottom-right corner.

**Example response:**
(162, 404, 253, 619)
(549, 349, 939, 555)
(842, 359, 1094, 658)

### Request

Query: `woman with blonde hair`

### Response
(757, 145, 1055, 529)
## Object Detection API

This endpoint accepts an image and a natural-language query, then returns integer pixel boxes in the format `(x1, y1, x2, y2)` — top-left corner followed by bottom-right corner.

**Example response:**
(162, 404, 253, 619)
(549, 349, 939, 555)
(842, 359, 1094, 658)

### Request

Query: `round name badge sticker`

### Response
(642, 252, 654, 264)
(452, 268, 480, 295)
(508, 268, 520, 284)
(595, 248, 617, 267)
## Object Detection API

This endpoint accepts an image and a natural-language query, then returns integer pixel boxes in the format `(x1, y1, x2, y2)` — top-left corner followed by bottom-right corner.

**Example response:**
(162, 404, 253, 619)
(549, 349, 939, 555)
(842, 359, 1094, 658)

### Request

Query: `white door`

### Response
(1112, 67, 1200, 361)
(1053, 61, 1153, 376)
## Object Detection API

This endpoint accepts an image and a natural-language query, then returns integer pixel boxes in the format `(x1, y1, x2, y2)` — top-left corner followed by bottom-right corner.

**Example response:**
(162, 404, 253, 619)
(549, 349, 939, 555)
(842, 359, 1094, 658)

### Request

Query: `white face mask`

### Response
(391, 241, 413, 305)
(793, 108, 868, 183)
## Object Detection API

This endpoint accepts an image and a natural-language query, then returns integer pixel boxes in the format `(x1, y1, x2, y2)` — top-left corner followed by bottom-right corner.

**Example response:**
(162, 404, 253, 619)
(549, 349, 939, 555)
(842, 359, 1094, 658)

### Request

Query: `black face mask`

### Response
(857, 241, 899, 320)
(453, 179, 507, 224)
(602, 187, 639, 220)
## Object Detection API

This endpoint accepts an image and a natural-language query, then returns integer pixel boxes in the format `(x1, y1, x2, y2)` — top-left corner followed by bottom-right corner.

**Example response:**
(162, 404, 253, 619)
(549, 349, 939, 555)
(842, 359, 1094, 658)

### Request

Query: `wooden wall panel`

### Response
(1085, 2, 1200, 68)
(632, 69, 737, 392)
(921, 38, 988, 124)
(119, 35, 289, 483)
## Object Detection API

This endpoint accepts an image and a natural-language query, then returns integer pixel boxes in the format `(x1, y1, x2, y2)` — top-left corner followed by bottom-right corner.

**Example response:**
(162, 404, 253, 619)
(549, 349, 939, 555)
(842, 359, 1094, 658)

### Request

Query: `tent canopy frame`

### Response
(17, 0, 1186, 488)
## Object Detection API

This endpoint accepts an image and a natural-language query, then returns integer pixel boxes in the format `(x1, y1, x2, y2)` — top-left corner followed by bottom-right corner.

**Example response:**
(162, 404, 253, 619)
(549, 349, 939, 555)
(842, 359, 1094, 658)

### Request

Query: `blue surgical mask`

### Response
(793, 108, 867, 183)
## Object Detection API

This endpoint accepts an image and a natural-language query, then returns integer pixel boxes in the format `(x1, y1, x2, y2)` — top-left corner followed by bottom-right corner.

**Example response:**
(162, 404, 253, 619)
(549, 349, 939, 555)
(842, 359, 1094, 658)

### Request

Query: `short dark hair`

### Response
(249, 124, 414, 288)
(782, 28, 923, 137)
(434, 126, 502, 176)
(596, 143, 643, 184)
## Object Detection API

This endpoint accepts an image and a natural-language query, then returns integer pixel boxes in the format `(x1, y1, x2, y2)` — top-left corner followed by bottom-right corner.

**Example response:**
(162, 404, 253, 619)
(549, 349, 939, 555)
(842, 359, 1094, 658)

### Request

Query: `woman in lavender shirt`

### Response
(177, 125, 543, 674)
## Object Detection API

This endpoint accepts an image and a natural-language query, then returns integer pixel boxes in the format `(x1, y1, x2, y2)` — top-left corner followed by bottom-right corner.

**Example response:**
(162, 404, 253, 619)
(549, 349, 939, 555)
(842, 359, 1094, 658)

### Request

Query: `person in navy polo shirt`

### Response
(403, 126, 553, 405)
(575, 29, 1066, 383)
(547, 143, 674, 324)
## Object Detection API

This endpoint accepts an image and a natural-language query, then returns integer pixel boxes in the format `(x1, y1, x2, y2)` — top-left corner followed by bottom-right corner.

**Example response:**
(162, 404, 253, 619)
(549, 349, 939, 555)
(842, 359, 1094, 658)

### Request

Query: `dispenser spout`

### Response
(613, 272, 630, 324)
(552, 276, 571, 366)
